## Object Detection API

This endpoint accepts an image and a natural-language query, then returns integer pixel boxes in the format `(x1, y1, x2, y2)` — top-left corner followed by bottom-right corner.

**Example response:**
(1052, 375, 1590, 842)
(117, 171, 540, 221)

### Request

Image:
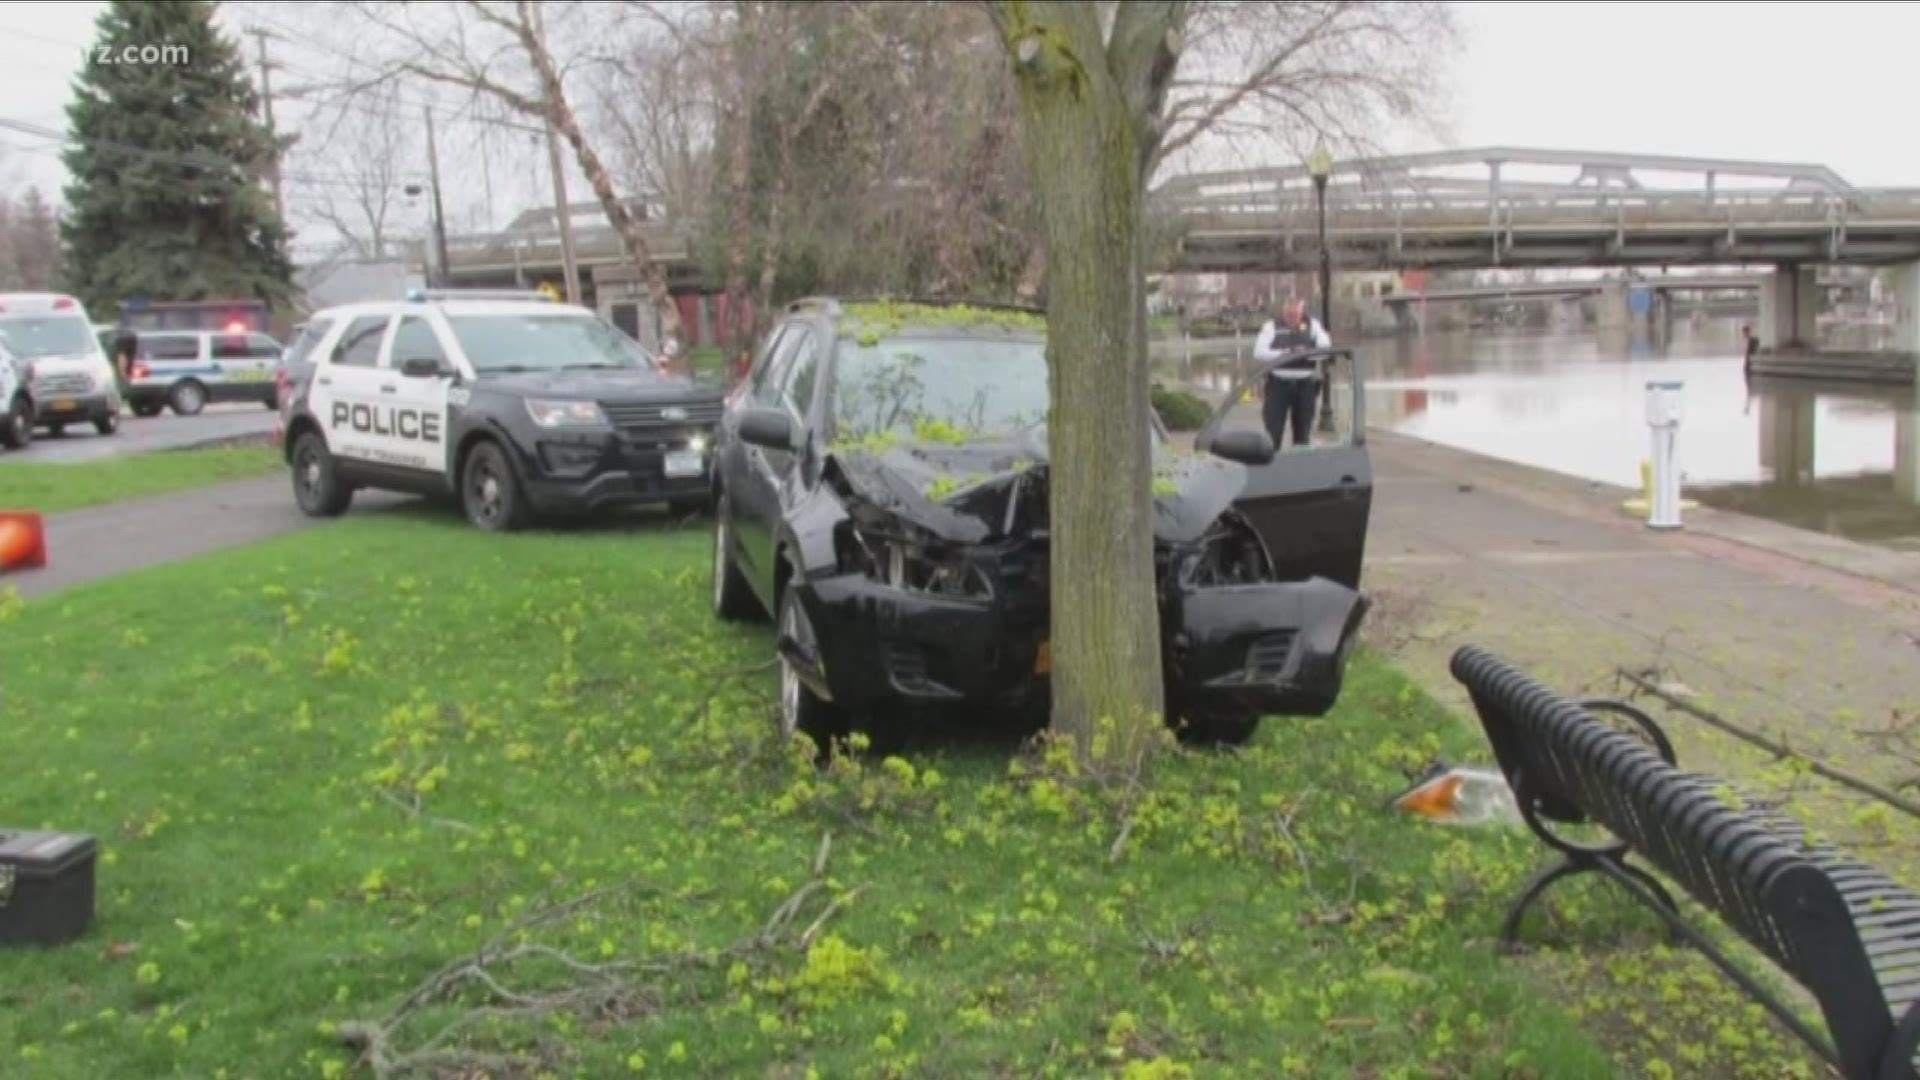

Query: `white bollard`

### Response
(1645, 380, 1685, 530)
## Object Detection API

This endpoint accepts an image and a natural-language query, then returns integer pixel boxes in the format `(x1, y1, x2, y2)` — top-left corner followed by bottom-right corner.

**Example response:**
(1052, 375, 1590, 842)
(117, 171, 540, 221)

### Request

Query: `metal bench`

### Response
(1451, 645, 1920, 1080)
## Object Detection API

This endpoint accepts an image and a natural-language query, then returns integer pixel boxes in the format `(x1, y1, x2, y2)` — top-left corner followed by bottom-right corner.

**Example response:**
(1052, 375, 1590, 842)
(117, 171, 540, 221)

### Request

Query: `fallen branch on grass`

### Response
(376, 788, 478, 835)
(337, 831, 857, 1079)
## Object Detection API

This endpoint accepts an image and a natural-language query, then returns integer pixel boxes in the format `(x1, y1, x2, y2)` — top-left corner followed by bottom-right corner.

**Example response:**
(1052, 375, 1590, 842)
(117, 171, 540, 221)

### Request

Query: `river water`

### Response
(1161, 318, 1920, 551)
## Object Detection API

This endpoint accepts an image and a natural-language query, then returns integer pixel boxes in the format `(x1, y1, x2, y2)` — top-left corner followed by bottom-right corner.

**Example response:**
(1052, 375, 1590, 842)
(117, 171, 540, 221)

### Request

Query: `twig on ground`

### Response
(376, 788, 479, 834)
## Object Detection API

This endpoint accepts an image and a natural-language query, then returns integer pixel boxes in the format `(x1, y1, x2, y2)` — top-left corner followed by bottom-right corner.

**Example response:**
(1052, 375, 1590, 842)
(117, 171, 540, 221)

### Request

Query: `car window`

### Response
(755, 328, 809, 407)
(389, 317, 448, 368)
(283, 320, 333, 371)
(211, 334, 254, 360)
(0, 314, 97, 360)
(443, 312, 649, 373)
(145, 335, 202, 361)
(332, 316, 391, 368)
(745, 326, 790, 397)
(246, 334, 282, 359)
(782, 335, 820, 420)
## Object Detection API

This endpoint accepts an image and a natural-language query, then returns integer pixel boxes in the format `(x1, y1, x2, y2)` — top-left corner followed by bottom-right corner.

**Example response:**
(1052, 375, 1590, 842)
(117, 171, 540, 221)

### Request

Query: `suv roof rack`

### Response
(405, 288, 553, 303)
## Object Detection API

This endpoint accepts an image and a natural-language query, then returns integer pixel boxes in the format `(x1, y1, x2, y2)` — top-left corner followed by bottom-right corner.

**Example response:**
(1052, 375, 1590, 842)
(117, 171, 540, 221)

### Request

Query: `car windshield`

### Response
(831, 335, 1052, 444)
(0, 315, 97, 360)
(444, 313, 653, 374)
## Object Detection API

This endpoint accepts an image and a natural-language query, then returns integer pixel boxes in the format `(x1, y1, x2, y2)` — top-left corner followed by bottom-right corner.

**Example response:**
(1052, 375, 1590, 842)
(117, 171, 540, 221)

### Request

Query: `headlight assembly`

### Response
(526, 399, 607, 428)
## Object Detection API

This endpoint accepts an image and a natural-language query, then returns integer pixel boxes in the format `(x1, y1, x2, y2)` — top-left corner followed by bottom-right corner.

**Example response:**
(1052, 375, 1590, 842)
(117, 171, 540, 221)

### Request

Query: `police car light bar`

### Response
(405, 288, 553, 303)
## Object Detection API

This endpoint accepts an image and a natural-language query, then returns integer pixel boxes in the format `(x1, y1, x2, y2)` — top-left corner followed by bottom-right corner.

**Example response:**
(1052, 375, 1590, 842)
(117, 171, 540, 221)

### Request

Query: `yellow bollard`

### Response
(1622, 457, 1695, 516)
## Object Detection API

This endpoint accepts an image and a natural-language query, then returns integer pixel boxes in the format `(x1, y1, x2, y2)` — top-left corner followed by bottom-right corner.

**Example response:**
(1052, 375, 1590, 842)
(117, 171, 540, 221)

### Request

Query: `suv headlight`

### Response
(526, 399, 607, 428)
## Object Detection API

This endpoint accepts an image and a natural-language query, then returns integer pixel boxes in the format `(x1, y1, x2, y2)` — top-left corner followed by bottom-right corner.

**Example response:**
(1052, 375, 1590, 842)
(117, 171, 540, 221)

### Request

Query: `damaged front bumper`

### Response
(785, 569, 1367, 722)
(1163, 577, 1369, 719)
(787, 572, 1047, 713)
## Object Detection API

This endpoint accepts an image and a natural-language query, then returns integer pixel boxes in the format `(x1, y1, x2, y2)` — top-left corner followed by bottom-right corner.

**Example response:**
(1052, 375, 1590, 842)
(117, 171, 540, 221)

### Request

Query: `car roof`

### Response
(785, 297, 1047, 341)
(308, 299, 593, 323)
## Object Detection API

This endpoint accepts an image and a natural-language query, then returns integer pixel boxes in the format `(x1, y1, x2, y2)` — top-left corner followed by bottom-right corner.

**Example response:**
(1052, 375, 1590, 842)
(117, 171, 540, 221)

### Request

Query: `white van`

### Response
(0, 293, 122, 437)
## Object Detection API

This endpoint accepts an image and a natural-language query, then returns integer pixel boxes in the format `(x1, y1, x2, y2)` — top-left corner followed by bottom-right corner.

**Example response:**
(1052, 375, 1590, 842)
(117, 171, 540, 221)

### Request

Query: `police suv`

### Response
(281, 290, 724, 530)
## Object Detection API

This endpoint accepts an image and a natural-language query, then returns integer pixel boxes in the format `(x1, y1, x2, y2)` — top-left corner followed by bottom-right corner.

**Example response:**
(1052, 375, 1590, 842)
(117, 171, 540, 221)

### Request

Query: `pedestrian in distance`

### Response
(1254, 297, 1331, 448)
(112, 329, 138, 411)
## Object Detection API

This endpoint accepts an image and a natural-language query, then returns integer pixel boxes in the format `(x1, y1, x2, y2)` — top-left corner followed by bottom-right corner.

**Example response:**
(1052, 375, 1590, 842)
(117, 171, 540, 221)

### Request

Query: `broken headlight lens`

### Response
(843, 527, 994, 601)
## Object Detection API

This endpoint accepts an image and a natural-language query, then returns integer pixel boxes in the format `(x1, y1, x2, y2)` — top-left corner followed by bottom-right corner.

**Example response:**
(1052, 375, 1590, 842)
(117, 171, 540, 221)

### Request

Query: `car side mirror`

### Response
(400, 357, 452, 379)
(1209, 429, 1276, 466)
(738, 407, 798, 452)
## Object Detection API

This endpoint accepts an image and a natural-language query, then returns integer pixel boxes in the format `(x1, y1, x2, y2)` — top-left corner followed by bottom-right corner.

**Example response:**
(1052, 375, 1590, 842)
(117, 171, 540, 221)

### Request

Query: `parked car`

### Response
(0, 293, 120, 437)
(0, 338, 33, 449)
(124, 329, 283, 416)
(710, 297, 1372, 747)
(281, 289, 725, 530)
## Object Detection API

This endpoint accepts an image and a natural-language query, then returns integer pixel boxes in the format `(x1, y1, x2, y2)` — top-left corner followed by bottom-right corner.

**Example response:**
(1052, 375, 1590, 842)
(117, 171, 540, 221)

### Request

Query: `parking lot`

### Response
(15, 403, 278, 463)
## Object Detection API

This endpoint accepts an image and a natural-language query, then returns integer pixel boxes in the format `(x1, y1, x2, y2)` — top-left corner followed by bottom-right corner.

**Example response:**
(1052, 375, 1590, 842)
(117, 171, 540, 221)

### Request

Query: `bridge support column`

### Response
(1889, 262, 1920, 355)
(1597, 281, 1630, 330)
(1758, 392, 1815, 488)
(1897, 406, 1920, 505)
(1391, 303, 1416, 335)
(1758, 265, 1818, 349)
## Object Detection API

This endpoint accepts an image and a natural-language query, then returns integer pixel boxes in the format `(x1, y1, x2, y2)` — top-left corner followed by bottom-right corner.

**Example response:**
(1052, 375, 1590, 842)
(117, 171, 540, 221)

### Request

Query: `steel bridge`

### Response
(1156, 147, 1920, 271)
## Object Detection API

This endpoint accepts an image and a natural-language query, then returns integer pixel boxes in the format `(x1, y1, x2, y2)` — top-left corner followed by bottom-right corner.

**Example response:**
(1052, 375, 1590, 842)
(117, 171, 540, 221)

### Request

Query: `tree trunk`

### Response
(518, 0, 682, 342)
(721, 1, 757, 352)
(755, 147, 794, 321)
(1002, 2, 1164, 762)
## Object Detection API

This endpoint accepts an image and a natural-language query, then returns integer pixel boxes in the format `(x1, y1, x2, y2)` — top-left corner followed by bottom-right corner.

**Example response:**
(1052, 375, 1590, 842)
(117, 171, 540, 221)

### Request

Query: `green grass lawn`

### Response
(0, 446, 282, 514)
(0, 515, 1818, 1078)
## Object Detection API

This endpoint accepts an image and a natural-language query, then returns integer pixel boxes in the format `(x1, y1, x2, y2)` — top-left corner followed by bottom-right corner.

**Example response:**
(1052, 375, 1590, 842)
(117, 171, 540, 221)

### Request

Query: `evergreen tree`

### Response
(12, 188, 63, 290)
(0, 198, 17, 290)
(61, 0, 291, 310)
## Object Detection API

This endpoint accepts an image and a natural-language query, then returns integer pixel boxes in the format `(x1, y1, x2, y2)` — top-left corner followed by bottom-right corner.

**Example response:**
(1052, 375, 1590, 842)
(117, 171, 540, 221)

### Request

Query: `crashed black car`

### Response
(710, 298, 1371, 745)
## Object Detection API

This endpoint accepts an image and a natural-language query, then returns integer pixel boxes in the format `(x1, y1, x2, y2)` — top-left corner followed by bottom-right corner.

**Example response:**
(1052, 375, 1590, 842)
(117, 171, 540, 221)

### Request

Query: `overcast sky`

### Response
(2, 1, 1918, 228)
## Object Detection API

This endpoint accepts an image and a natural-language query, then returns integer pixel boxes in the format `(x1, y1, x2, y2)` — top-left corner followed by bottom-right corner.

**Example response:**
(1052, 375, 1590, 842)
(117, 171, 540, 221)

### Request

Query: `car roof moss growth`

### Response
(839, 301, 1045, 346)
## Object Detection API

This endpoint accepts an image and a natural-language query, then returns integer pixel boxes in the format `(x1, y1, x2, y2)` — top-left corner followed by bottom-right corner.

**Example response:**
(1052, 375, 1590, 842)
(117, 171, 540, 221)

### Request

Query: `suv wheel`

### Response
(291, 431, 353, 517)
(94, 412, 119, 436)
(1171, 704, 1261, 748)
(777, 585, 846, 751)
(170, 381, 207, 416)
(711, 493, 764, 621)
(462, 441, 528, 532)
(132, 400, 164, 418)
(0, 395, 31, 450)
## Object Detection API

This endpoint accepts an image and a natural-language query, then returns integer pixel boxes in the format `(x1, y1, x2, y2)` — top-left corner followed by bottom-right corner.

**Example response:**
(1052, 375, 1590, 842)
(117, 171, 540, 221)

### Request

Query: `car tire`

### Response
(291, 431, 353, 517)
(711, 493, 764, 622)
(0, 395, 31, 450)
(1172, 705, 1261, 748)
(777, 584, 847, 752)
(94, 412, 119, 436)
(461, 441, 528, 532)
(169, 381, 207, 416)
(132, 400, 164, 418)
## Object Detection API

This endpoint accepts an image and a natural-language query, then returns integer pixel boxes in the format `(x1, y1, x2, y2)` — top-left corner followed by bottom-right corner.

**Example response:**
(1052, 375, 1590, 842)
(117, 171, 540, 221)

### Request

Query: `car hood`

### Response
(823, 439, 1246, 545)
(477, 367, 721, 401)
(25, 353, 105, 376)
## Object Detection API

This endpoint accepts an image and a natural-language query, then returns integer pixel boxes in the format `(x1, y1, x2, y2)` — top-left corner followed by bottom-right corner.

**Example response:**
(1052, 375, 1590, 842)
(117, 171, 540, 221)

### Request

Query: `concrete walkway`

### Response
(1365, 430, 1920, 863)
(5, 477, 406, 599)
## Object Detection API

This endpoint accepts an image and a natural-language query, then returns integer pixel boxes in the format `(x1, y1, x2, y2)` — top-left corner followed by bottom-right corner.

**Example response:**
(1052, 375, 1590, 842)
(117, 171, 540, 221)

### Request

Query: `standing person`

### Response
(111, 329, 139, 410)
(1741, 324, 1760, 371)
(1254, 298, 1331, 447)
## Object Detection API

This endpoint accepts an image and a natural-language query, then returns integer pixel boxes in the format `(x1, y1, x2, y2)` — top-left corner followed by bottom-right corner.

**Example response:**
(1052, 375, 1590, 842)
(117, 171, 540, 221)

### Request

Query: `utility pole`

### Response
(247, 29, 283, 220)
(528, 0, 581, 305)
(424, 105, 450, 288)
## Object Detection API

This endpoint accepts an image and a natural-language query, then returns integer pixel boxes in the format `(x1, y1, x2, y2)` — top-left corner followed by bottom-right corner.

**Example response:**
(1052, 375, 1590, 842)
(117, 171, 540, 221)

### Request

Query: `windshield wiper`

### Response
(479, 365, 536, 374)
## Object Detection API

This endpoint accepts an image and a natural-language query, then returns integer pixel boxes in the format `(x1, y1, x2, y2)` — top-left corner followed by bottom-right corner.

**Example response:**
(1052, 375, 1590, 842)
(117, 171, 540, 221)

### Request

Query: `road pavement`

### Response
(18, 404, 279, 463)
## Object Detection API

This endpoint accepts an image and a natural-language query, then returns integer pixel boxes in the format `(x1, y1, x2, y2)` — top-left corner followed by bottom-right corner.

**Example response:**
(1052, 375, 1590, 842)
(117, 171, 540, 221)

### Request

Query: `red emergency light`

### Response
(52, 298, 74, 311)
(225, 320, 247, 333)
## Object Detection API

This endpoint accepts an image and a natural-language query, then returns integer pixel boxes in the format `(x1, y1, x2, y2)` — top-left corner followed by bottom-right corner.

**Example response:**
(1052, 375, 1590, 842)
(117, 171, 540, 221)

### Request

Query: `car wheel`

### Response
(291, 431, 353, 517)
(711, 493, 764, 622)
(94, 412, 119, 436)
(777, 585, 846, 751)
(132, 400, 164, 418)
(0, 395, 31, 450)
(462, 441, 528, 532)
(1172, 705, 1261, 748)
(169, 381, 207, 416)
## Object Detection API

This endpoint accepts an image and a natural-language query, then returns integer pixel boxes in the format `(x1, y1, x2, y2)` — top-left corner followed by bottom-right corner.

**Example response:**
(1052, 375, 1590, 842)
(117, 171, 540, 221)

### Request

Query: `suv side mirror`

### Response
(400, 357, 452, 379)
(738, 407, 797, 452)
(1210, 429, 1276, 466)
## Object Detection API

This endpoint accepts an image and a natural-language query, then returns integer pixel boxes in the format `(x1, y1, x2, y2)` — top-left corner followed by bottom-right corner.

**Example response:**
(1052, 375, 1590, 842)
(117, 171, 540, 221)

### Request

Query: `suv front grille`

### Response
(600, 400, 723, 435)
(1245, 632, 1298, 682)
(33, 372, 93, 396)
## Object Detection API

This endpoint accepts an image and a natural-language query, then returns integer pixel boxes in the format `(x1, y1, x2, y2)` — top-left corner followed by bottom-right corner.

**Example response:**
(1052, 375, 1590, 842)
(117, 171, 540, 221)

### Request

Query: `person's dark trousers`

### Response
(1263, 376, 1321, 447)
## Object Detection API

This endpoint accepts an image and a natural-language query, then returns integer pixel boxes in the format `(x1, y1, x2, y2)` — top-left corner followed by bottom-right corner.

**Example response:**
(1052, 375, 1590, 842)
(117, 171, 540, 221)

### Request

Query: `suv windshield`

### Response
(831, 335, 1051, 443)
(444, 313, 653, 374)
(0, 315, 97, 360)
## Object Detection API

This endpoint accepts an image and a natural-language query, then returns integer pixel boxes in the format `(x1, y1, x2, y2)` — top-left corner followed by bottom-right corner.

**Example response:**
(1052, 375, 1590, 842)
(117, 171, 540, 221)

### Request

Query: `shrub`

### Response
(1151, 383, 1211, 432)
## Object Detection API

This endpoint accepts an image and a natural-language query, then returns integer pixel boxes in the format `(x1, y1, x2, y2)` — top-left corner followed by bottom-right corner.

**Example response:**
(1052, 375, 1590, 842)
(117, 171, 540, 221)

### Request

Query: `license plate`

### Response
(49, 399, 78, 412)
(664, 449, 704, 479)
(1034, 641, 1051, 674)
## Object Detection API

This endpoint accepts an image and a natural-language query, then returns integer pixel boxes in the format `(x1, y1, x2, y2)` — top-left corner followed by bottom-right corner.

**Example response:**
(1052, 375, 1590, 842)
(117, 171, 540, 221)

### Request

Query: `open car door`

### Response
(1194, 348, 1372, 590)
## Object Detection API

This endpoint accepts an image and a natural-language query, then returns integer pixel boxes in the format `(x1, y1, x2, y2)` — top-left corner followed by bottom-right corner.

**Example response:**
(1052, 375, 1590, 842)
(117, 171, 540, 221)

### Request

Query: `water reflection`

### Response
(1157, 319, 1920, 550)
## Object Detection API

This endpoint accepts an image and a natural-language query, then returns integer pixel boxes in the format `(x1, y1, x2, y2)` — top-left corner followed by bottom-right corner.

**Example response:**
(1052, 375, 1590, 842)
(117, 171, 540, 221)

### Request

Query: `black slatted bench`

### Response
(1451, 645, 1920, 1080)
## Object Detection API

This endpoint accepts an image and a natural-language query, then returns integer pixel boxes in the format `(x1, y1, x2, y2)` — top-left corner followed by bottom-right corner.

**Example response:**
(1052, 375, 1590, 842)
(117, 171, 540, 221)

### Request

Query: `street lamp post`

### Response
(1307, 145, 1335, 432)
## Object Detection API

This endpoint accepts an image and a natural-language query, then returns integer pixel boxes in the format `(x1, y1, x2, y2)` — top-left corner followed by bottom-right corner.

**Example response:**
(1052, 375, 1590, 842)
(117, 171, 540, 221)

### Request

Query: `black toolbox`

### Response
(0, 829, 97, 947)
